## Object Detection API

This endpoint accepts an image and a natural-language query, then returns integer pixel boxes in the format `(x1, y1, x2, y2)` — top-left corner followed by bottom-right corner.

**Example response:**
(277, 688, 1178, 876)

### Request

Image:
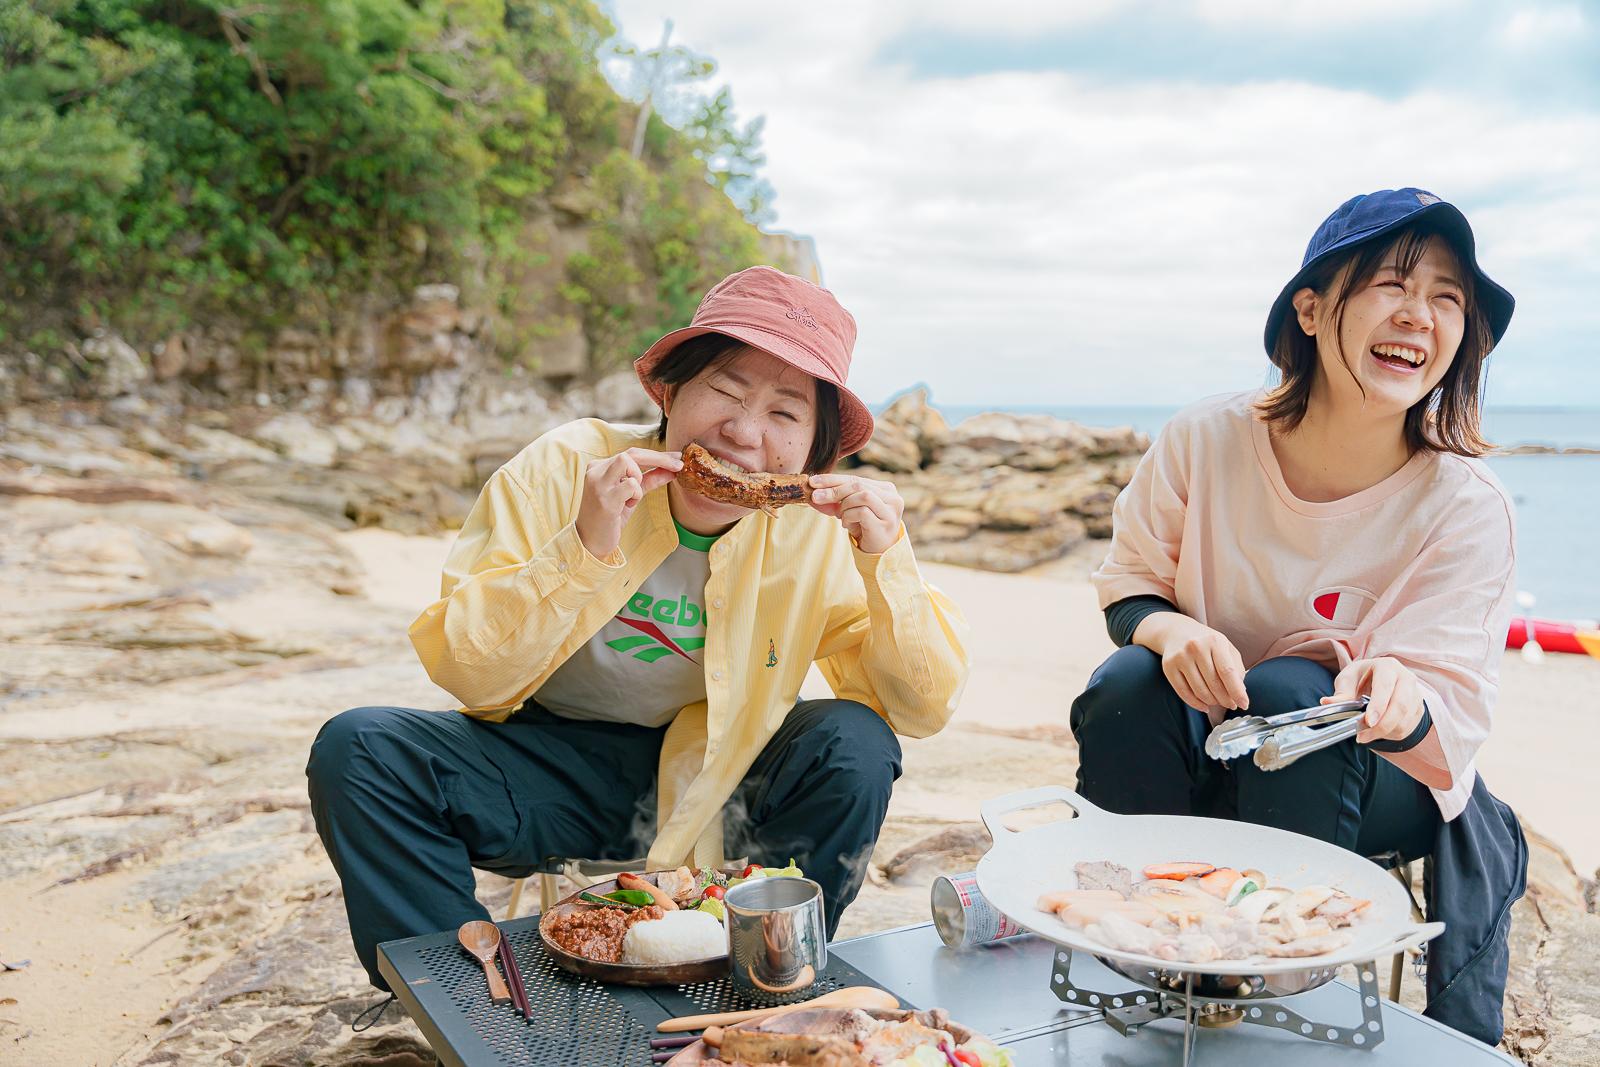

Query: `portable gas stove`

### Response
(1047, 946, 1391, 1065)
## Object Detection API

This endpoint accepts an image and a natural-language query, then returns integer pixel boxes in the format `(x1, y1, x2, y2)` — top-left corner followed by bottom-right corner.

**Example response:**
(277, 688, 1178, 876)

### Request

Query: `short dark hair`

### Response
(1258, 222, 1496, 457)
(645, 332, 842, 473)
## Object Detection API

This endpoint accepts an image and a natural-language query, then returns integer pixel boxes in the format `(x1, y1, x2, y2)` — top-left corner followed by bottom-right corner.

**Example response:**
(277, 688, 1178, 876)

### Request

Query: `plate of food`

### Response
(539, 862, 804, 986)
(973, 786, 1442, 989)
(664, 1007, 1013, 1066)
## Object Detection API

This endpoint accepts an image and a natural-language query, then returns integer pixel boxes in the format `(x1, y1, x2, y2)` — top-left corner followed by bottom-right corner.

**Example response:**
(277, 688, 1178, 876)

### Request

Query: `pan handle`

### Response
(980, 785, 1106, 841)
(1371, 921, 1446, 957)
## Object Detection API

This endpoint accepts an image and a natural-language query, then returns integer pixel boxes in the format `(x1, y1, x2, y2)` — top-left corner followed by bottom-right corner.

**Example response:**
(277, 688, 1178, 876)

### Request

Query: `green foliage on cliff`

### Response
(0, 0, 771, 379)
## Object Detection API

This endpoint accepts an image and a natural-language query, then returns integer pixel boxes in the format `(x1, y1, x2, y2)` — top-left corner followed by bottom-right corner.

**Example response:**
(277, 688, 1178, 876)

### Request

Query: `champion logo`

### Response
(785, 305, 818, 329)
(1311, 587, 1375, 628)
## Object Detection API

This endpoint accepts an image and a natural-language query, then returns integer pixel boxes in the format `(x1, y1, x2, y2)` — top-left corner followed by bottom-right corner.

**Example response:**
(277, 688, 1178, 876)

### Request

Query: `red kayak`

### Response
(1506, 617, 1600, 659)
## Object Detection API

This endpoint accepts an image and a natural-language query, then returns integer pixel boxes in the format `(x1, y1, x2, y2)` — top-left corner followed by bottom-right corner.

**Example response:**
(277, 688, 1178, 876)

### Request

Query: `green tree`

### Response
(0, 0, 772, 390)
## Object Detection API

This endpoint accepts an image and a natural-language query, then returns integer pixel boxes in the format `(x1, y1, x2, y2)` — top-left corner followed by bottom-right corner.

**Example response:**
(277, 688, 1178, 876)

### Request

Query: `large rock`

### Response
(81, 332, 148, 397)
(250, 413, 341, 468)
(37, 521, 152, 580)
(184, 426, 281, 463)
(1085, 425, 1151, 458)
(575, 371, 655, 423)
(945, 412, 1093, 466)
(910, 507, 984, 543)
(877, 389, 949, 463)
(918, 516, 1087, 572)
(166, 520, 254, 560)
(858, 420, 922, 473)
(402, 282, 462, 336)
(1501, 826, 1600, 1064)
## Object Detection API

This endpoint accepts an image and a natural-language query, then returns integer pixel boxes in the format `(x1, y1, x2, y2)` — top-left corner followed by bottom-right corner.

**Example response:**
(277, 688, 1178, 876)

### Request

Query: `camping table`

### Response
(377, 919, 1518, 1066)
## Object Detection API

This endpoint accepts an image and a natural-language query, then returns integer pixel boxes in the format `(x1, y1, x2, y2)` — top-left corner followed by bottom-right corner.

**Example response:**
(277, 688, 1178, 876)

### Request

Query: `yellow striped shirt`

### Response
(407, 419, 971, 869)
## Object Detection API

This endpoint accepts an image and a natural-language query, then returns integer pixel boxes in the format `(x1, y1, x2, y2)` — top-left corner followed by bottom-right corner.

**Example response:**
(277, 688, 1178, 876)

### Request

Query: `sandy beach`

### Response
(1, 523, 1595, 1065)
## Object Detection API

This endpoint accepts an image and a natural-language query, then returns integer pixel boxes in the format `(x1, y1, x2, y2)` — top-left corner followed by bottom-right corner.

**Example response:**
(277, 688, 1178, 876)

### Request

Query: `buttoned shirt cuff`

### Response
(852, 525, 917, 606)
(521, 521, 624, 611)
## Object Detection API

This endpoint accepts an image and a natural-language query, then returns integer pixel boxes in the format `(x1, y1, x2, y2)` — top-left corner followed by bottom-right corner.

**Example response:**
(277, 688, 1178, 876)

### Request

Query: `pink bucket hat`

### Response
(633, 266, 875, 458)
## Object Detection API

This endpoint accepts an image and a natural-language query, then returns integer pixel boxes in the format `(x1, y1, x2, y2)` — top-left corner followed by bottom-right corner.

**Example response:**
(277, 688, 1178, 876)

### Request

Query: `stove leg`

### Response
(1047, 949, 1162, 1015)
(1181, 972, 1198, 1067)
(1234, 960, 1387, 1050)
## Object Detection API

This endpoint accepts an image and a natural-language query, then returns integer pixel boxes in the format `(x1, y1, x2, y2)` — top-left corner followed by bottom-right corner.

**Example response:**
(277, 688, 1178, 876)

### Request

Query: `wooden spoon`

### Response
(657, 984, 898, 1032)
(458, 920, 511, 1002)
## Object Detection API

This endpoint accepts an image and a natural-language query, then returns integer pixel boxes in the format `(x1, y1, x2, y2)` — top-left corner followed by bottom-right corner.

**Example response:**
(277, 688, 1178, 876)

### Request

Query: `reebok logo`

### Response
(626, 592, 707, 627)
(604, 593, 709, 664)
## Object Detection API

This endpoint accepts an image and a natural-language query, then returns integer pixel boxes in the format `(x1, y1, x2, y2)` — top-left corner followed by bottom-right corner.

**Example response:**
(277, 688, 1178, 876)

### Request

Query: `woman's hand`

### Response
(808, 473, 905, 554)
(575, 448, 682, 558)
(1133, 613, 1250, 715)
(1323, 657, 1426, 744)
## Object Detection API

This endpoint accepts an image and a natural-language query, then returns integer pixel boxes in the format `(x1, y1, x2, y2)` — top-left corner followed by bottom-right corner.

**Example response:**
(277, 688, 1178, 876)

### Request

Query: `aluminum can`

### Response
(931, 871, 1025, 948)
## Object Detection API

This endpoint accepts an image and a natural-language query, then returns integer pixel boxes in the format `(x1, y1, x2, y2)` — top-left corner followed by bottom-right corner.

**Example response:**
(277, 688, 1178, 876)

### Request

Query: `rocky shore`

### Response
(848, 389, 1146, 571)
(1, 394, 1595, 1066)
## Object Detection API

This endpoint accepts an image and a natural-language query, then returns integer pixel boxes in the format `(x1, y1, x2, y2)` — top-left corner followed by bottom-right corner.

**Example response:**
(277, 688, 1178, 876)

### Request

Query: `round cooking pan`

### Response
(975, 785, 1443, 998)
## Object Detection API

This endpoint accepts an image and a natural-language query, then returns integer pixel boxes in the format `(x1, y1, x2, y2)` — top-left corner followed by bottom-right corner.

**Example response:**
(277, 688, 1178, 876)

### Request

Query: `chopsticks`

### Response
(496, 930, 531, 1021)
(649, 1034, 696, 1063)
(648, 1029, 722, 1063)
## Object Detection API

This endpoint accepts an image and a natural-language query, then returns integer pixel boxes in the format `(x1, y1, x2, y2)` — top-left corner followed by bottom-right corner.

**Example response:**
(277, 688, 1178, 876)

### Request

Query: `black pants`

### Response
(307, 699, 901, 990)
(1070, 646, 1437, 859)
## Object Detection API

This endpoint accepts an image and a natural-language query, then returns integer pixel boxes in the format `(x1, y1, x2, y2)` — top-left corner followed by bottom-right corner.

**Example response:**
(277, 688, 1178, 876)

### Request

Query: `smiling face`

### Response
(661, 345, 820, 532)
(1294, 234, 1469, 421)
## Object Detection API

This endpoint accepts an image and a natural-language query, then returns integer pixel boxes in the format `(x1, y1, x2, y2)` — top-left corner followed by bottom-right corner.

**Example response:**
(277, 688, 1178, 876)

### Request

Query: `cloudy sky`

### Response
(604, 1, 1599, 408)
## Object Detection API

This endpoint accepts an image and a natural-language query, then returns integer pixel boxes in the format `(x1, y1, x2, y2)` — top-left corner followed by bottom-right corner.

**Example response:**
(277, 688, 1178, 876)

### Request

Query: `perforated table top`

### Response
(380, 920, 1520, 1066)
(376, 915, 905, 1067)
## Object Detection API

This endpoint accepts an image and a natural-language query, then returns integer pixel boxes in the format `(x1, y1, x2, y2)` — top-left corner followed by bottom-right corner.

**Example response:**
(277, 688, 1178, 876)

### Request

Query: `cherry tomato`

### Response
(740, 864, 764, 878)
(952, 1049, 981, 1067)
(702, 884, 726, 900)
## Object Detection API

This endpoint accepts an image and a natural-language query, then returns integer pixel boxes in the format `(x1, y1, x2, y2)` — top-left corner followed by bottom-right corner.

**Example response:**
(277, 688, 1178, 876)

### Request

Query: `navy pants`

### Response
(307, 699, 901, 990)
(1070, 646, 1437, 858)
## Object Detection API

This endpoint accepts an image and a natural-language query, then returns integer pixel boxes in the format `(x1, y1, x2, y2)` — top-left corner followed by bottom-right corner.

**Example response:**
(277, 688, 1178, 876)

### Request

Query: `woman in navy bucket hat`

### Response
(1070, 190, 1525, 1042)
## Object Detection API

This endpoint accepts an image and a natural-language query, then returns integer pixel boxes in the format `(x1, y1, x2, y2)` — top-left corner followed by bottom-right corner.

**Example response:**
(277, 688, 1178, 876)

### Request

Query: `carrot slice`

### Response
(1197, 868, 1242, 898)
(1142, 862, 1216, 881)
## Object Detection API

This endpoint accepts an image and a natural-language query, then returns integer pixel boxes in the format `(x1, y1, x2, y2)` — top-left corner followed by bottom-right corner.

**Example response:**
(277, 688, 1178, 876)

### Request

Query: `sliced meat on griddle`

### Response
(1075, 860, 1133, 899)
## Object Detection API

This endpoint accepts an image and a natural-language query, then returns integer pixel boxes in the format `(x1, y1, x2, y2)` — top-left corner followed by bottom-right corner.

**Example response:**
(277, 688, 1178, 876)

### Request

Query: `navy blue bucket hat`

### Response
(1263, 188, 1515, 357)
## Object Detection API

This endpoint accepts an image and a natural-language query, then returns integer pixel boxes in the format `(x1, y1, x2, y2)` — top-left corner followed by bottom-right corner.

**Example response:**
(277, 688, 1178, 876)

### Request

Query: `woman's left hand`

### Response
(808, 473, 904, 554)
(1322, 657, 1427, 744)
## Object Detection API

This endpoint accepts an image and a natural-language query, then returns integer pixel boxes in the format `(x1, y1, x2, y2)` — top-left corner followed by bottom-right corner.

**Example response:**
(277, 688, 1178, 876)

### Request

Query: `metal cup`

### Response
(724, 876, 827, 1005)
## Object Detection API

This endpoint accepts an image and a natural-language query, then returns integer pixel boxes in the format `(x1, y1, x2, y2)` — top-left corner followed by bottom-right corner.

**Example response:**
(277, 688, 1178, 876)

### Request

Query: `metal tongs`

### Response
(1204, 697, 1369, 771)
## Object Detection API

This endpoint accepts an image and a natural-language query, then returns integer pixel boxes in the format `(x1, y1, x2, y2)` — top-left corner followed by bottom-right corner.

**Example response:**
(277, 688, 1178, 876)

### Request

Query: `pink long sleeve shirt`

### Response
(1092, 391, 1517, 821)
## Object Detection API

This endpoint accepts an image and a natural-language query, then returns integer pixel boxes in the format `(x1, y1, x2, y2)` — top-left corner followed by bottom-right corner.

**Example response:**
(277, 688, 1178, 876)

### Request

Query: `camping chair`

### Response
(1368, 850, 1430, 1002)
(504, 856, 647, 920)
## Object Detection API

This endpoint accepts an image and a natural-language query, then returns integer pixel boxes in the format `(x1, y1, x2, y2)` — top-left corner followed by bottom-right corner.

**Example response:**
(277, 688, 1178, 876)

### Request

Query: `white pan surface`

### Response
(975, 786, 1442, 977)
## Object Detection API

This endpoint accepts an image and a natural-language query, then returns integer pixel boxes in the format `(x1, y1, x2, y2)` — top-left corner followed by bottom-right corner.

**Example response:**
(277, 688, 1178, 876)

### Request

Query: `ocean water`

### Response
(932, 403, 1600, 621)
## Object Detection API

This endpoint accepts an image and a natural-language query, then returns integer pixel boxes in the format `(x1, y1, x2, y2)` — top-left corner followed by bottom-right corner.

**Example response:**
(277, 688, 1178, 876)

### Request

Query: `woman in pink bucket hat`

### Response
(309, 266, 971, 989)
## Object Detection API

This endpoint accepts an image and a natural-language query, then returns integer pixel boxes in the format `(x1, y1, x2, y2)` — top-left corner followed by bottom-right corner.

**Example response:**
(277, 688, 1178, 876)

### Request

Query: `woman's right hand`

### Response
(575, 448, 682, 558)
(1133, 612, 1250, 715)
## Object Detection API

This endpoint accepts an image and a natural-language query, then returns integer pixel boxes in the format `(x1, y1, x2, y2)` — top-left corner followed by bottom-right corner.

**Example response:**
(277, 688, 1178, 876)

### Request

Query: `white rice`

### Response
(622, 909, 726, 965)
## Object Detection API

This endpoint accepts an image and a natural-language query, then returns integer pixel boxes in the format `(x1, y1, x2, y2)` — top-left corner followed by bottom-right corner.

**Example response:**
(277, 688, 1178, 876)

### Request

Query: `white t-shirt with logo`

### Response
(535, 521, 716, 727)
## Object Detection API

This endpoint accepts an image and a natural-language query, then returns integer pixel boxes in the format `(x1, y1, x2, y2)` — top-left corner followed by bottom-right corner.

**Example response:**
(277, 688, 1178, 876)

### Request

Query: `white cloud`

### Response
(1191, 0, 1450, 26)
(1503, 4, 1587, 47)
(605, 1, 1600, 407)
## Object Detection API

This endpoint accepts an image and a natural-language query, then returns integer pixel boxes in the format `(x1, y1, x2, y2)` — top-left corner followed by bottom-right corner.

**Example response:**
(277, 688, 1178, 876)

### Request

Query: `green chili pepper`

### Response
(579, 890, 654, 909)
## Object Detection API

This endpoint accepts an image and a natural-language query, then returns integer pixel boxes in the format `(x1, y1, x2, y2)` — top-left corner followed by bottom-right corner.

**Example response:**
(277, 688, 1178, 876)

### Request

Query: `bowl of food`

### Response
(539, 862, 804, 985)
